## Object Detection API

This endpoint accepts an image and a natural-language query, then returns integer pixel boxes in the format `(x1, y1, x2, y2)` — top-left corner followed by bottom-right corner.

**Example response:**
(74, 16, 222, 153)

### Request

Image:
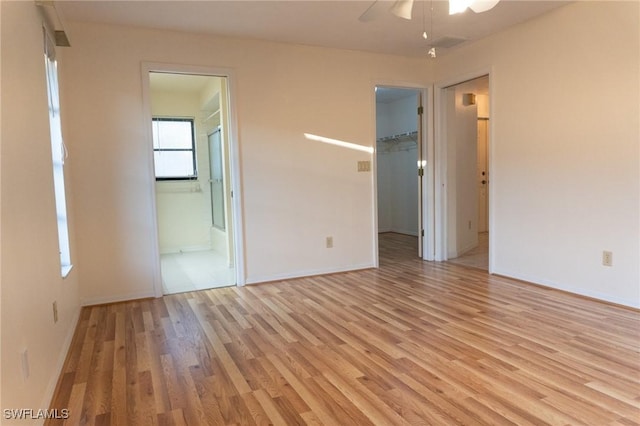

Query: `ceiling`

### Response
(59, 0, 570, 57)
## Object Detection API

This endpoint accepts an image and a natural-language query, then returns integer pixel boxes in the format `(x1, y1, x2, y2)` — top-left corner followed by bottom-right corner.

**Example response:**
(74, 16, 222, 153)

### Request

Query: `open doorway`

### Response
(148, 72, 237, 294)
(375, 86, 425, 260)
(439, 75, 490, 270)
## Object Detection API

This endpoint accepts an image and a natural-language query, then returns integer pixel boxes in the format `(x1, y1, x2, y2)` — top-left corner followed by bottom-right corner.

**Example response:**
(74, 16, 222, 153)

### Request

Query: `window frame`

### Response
(152, 117, 198, 181)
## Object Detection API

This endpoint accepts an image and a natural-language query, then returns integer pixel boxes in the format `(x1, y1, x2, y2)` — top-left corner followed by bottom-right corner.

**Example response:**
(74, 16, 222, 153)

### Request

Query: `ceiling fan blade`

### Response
(359, 0, 389, 22)
(390, 0, 414, 20)
(449, 0, 473, 15)
(469, 0, 500, 13)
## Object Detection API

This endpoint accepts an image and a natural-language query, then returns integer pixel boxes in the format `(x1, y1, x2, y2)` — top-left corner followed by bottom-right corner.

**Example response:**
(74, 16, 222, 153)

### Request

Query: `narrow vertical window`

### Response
(44, 28, 72, 276)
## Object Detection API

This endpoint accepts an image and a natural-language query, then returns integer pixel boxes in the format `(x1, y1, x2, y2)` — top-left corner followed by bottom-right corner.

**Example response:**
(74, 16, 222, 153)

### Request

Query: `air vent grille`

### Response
(431, 36, 467, 49)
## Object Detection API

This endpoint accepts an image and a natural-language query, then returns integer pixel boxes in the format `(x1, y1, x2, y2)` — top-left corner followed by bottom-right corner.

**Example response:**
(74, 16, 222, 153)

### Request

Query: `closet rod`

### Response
(203, 109, 220, 122)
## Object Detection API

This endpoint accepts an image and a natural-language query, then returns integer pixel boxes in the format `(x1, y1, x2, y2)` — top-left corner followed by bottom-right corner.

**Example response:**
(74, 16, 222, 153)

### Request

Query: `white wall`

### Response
(446, 83, 479, 258)
(1, 1, 81, 416)
(376, 94, 418, 139)
(377, 149, 419, 235)
(61, 22, 430, 303)
(376, 94, 419, 236)
(435, 1, 640, 307)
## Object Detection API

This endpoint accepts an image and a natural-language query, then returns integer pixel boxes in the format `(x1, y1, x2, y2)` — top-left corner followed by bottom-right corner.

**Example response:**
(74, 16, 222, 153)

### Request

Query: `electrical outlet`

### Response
(602, 251, 613, 267)
(326, 236, 333, 248)
(53, 301, 58, 323)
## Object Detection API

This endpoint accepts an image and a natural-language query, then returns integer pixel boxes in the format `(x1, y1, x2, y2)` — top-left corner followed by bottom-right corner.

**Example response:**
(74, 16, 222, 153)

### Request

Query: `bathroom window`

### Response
(152, 118, 197, 180)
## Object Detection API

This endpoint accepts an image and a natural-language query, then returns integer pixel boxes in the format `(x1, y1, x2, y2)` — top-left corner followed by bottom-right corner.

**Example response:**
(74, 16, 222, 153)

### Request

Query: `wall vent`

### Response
(431, 36, 467, 49)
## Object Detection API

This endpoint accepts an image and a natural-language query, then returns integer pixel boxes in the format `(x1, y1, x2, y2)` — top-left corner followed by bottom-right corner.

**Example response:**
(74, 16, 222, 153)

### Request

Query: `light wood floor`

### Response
(48, 233, 640, 425)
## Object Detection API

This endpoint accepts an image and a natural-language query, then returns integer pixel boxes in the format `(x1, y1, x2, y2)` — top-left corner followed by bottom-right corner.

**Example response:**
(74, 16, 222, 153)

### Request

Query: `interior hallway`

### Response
(447, 232, 489, 270)
(379, 231, 489, 271)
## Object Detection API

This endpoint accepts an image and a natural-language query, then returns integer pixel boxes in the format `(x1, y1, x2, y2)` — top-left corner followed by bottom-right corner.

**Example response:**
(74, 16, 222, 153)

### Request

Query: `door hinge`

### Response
(421, 229, 424, 237)
(417, 106, 424, 115)
(418, 168, 424, 177)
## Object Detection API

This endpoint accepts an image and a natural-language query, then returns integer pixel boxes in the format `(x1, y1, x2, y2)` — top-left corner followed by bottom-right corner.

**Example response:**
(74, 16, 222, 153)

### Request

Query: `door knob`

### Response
(482, 180, 487, 184)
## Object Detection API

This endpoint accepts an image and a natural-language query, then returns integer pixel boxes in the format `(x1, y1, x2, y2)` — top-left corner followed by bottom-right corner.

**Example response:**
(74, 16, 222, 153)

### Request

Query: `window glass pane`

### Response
(44, 29, 71, 273)
(154, 151, 195, 178)
(153, 120, 193, 149)
(152, 118, 196, 179)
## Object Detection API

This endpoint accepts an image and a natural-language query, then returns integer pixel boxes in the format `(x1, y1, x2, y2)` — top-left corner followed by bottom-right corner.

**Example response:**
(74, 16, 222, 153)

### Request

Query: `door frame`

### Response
(371, 82, 433, 266)
(141, 62, 246, 297)
(433, 68, 493, 271)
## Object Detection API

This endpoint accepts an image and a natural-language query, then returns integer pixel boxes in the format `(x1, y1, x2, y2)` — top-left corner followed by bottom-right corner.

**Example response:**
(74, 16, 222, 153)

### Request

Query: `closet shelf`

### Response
(376, 131, 418, 144)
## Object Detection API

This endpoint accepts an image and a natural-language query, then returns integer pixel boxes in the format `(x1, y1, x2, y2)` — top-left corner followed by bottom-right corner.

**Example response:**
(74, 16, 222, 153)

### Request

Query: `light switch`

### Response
(357, 161, 371, 172)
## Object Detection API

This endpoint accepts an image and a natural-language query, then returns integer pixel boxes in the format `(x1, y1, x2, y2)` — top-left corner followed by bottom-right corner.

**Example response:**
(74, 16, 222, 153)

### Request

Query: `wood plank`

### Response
(266, 353, 340, 426)
(187, 298, 253, 395)
(45, 233, 640, 425)
(252, 389, 289, 425)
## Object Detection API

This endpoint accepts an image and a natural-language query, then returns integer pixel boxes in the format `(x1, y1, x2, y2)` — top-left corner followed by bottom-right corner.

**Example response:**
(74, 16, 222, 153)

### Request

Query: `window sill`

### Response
(61, 264, 73, 278)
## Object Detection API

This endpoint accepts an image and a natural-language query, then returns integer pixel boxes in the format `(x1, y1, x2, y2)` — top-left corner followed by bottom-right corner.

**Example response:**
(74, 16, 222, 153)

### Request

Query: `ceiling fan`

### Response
(359, 0, 501, 22)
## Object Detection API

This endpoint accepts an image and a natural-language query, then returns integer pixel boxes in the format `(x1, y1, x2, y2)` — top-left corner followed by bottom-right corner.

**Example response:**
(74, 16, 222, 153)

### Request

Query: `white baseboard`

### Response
(81, 289, 157, 307)
(493, 268, 640, 309)
(245, 263, 375, 286)
(448, 240, 479, 259)
(396, 230, 419, 237)
(37, 306, 82, 425)
(159, 244, 212, 255)
(379, 229, 419, 237)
